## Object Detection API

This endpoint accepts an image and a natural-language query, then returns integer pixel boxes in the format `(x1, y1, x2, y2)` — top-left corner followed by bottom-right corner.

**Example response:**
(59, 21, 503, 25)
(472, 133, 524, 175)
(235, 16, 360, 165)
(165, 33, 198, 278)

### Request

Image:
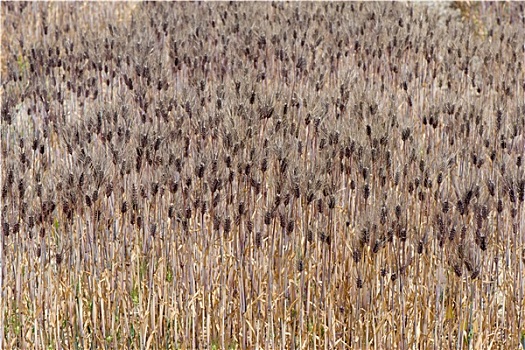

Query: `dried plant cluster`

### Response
(1, 2, 524, 349)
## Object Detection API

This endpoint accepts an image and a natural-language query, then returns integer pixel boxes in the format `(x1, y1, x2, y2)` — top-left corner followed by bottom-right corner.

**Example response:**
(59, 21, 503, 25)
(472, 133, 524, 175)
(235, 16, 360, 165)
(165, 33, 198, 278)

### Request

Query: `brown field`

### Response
(1, 2, 524, 349)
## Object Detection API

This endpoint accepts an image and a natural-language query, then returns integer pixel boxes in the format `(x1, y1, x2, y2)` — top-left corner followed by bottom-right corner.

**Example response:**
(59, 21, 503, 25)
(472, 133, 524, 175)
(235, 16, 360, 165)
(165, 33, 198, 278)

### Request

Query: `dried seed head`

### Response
(380, 206, 387, 225)
(224, 216, 231, 233)
(356, 276, 363, 289)
(121, 201, 128, 214)
(287, 220, 295, 234)
(85, 194, 92, 207)
(2, 221, 9, 237)
(264, 211, 272, 225)
(213, 215, 220, 231)
(238, 201, 245, 216)
(328, 195, 336, 209)
(363, 184, 370, 201)
(391, 272, 397, 282)
(497, 199, 503, 214)
(401, 127, 411, 142)
(442, 200, 450, 213)
(452, 261, 462, 277)
(283, 192, 291, 206)
(395, 204, 402, 219)
(518, 180, 524, 202)
(297, 259, 304, 272)
(398, 227, 407, 242)
(150, 223, 157, 237)
(475, 229, 487, 251)
(457, 200, 465, 215)
(260, 157, 268, 173)
(317, 198, 324, 214)
(447, 230, 455, 250)
(487, 179, 495, 197)
(196, 162, 205, 178)
(105, 183, 113, 197)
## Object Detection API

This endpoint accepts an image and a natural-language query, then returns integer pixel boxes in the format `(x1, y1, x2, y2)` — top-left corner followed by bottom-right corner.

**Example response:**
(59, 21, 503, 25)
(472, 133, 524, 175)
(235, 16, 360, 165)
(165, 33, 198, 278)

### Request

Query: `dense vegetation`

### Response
(1, 2, 524, 349)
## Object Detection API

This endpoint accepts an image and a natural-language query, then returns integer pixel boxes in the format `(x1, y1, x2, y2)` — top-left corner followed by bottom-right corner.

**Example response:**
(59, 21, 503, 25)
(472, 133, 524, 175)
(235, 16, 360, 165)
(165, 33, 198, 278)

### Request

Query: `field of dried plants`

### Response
(1, 2, 524, 349)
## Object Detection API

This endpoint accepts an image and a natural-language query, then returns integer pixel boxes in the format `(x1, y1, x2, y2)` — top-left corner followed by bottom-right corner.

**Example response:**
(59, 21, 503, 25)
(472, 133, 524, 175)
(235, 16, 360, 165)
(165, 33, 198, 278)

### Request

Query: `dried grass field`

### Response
(1, 2, 524, 349)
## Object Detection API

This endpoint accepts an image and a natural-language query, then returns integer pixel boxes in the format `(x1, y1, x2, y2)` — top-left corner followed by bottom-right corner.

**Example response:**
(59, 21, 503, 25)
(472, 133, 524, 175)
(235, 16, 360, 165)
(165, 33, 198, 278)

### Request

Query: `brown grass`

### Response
(1, 2, 524, 349)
